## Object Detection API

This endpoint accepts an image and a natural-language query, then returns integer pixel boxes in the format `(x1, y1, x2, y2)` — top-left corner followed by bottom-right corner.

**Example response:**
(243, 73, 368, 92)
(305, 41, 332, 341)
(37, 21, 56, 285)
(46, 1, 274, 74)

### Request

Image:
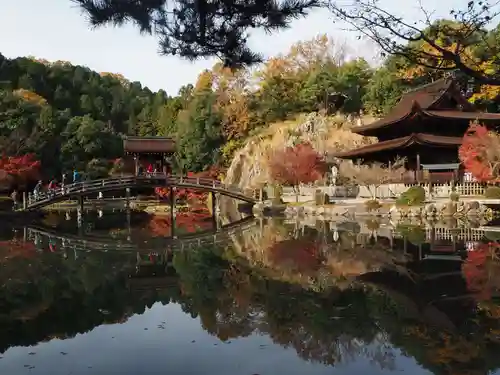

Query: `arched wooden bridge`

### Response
(22, 175, 258, 210)
(24, 217, 260, 254)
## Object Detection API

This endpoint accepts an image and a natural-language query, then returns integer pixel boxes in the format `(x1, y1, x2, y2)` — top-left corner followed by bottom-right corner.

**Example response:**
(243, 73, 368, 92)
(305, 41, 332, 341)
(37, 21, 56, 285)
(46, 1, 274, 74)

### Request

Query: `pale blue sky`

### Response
(1, 0, 467, 94)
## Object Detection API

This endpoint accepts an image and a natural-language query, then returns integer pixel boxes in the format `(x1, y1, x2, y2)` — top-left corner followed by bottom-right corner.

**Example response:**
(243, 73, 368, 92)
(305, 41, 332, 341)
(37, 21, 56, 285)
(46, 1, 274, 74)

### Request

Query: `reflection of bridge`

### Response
(22, 175, 258, 210)
(24, 217, 259, 253)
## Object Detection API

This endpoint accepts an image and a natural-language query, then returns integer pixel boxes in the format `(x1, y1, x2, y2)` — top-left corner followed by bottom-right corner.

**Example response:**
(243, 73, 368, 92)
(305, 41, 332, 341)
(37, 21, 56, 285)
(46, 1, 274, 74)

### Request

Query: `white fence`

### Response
(279, 181, 486, 201)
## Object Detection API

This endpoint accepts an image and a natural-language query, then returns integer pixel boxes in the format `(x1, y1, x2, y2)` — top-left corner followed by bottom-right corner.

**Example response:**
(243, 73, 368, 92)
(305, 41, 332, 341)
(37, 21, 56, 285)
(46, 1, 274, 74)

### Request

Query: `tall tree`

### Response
(176, 72, 224, 172)
(329, 0, 500, 84)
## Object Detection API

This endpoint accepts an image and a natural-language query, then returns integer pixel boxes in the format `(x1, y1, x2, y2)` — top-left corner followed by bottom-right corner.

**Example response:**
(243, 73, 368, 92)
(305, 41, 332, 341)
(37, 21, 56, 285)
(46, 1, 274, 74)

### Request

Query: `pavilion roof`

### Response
(352, 78, 500, 136)
(333, 133, 462, 159)
(123, 136, 175, 154)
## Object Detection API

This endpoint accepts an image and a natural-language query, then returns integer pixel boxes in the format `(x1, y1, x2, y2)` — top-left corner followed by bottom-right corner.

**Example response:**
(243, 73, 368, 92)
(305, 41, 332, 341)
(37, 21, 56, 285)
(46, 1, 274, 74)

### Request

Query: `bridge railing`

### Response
(26, 174, 255, 207)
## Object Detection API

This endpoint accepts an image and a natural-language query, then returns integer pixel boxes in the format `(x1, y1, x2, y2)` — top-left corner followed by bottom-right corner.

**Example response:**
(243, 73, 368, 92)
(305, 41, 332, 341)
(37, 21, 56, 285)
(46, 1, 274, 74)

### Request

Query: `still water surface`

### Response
(1, 210, 500, 375)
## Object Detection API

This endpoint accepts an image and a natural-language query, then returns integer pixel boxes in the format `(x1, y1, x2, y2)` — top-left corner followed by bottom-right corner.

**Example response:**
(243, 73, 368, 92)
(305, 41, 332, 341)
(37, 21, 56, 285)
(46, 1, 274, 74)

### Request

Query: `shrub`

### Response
(396, 224, 426, 245)
(484, 186, 500, 199)
(365, 219, 380, 231)
(365, 199, 382, 212)
(396, 186, 426, 206)
(485, 231, 500, 241)
(450, 192, 460, 202)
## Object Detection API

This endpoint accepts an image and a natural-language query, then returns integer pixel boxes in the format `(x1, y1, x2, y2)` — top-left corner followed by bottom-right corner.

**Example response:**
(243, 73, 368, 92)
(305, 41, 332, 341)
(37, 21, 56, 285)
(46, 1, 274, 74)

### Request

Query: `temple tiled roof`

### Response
(333, 133, 462, 159)
(123, 136, 175, 154)
(352, 78, 500, 136)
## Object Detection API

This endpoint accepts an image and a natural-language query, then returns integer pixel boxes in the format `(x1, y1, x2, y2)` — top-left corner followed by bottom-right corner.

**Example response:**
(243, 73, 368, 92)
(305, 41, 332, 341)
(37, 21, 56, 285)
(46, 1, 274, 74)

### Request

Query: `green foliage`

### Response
(484, 186, 500, 199)
(363, 68, 406, 115)
(176, 89, 224, 172)
(0, 55, 173, 178)
(450, 192, 460, 202)
(396, 186, 426, 206)
(396, 224, 426, 245)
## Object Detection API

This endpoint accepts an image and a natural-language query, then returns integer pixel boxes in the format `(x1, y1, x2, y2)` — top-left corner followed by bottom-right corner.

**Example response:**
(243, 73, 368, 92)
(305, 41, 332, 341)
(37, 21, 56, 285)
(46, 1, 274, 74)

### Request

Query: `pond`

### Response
(1, 210, 500, 375)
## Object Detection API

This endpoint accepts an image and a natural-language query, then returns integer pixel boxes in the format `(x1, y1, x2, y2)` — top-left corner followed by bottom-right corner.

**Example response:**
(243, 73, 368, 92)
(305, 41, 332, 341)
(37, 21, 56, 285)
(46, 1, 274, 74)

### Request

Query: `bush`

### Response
(396, 186, 426, 206)
(396, 224, 426, 245)
(484, 186, 500, 199)
(365, 199, 382, 212)
(450, 192, 460, 202)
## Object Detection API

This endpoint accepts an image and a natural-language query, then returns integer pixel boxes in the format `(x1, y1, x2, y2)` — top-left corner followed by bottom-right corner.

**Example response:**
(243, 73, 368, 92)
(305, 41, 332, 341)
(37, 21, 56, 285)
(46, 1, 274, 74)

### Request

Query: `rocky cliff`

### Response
(220, 113, 378, 221)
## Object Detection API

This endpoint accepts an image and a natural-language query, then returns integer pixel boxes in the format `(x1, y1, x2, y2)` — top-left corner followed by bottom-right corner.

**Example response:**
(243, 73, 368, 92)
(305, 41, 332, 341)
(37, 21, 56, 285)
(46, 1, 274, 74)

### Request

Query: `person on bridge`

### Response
(73, 170, 79, 183)
(33, 180, 43, 200)
(146, 163, 153, 177)
(48, 179, 57, 197)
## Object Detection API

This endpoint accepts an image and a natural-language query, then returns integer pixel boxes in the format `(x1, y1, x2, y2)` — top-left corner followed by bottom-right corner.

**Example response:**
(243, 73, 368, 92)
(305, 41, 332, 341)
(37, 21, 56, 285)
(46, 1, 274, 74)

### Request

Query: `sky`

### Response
(0, 0, 467, 95)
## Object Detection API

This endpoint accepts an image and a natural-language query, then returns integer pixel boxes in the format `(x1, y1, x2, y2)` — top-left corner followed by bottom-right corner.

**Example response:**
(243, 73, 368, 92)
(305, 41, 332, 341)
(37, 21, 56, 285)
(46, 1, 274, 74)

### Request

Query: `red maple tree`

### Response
(268, 142, 327, 194)
(155, 166, 223, 204)
(459, 123, 500, 182)
(0, 154, 41, 189)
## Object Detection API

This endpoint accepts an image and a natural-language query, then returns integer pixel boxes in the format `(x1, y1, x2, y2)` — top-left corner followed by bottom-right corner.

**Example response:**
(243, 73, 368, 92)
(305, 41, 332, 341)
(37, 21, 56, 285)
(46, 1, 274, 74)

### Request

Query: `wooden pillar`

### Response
(23, 191, 27, 210)
(211, 192, 220, 231)
(77, 197, 84, 231)
(126, 207, 131, 240)
(170, 187, 176, 238)
(78, 195, 84, 213)
(134, 155, 139, 175)
(125, 187, 131, 209)
(416, 153, 421, 183)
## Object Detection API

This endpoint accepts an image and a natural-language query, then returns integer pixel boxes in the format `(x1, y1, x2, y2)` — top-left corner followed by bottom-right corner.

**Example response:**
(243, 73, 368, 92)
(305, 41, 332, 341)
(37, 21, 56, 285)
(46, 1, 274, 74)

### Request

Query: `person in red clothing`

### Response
(146, 164, 153, 176)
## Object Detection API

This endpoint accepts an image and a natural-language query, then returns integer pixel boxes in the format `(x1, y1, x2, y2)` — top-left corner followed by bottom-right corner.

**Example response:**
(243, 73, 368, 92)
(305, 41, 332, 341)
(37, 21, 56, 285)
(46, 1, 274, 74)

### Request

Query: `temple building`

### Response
(123, 136, 176, 175)
(334, 77, 500, 181)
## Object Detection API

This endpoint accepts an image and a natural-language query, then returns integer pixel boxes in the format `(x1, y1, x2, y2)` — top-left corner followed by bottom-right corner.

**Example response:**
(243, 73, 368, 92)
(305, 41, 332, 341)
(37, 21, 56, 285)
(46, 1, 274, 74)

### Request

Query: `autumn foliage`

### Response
(268, 238, 323, 274)
(148, 208, 213, 236)
(0, 154, 41, 189)
(268, 142, 327, 187)
(459, 123, 500, 182)
(155, 167, 223, 203)
(462, 243, 500, 302)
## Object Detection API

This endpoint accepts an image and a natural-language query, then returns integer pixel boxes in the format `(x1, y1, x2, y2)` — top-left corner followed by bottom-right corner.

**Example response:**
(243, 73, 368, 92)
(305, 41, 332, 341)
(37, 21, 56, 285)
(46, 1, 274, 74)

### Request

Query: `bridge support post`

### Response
(126, 208, 131, 241)
(211, 192, 220, 231)
(170, 187, 176, 239)
(23, 191, 26, 210)
(125, 187, 131, 209)
(78, 196, 84, 214)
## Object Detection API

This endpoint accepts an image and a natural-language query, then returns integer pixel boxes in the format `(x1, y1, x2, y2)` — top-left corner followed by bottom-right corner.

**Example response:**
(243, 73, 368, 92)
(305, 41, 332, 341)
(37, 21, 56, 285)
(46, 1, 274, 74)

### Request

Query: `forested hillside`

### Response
(1, 28, 500, 182)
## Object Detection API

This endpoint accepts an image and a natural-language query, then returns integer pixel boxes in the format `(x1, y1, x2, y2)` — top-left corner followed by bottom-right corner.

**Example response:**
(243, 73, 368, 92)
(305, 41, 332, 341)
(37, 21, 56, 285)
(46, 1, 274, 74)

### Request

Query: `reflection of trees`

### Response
(171, 244, 395, 368)
(148, 209, 213, 237)
(0, 250, 171, 353)
(462, 243, 500, 302)
(5, 229, 500, 375)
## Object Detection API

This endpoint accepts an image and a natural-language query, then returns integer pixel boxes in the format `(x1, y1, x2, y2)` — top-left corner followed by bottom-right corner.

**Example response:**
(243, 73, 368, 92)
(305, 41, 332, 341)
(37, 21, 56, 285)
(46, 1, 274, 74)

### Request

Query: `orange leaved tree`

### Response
(268, 142, 327, 201)
(459, 123, 500, 183)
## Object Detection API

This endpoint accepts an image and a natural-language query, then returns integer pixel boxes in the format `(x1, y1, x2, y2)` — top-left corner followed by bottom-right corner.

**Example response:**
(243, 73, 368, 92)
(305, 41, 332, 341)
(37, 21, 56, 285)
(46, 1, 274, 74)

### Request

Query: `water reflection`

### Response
(1, 213, 500, 374)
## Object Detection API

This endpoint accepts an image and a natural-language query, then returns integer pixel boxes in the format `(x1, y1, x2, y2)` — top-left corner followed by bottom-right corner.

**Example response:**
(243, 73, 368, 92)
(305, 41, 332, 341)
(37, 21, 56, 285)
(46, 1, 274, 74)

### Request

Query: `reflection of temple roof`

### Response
(333, 133, 462, 158)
